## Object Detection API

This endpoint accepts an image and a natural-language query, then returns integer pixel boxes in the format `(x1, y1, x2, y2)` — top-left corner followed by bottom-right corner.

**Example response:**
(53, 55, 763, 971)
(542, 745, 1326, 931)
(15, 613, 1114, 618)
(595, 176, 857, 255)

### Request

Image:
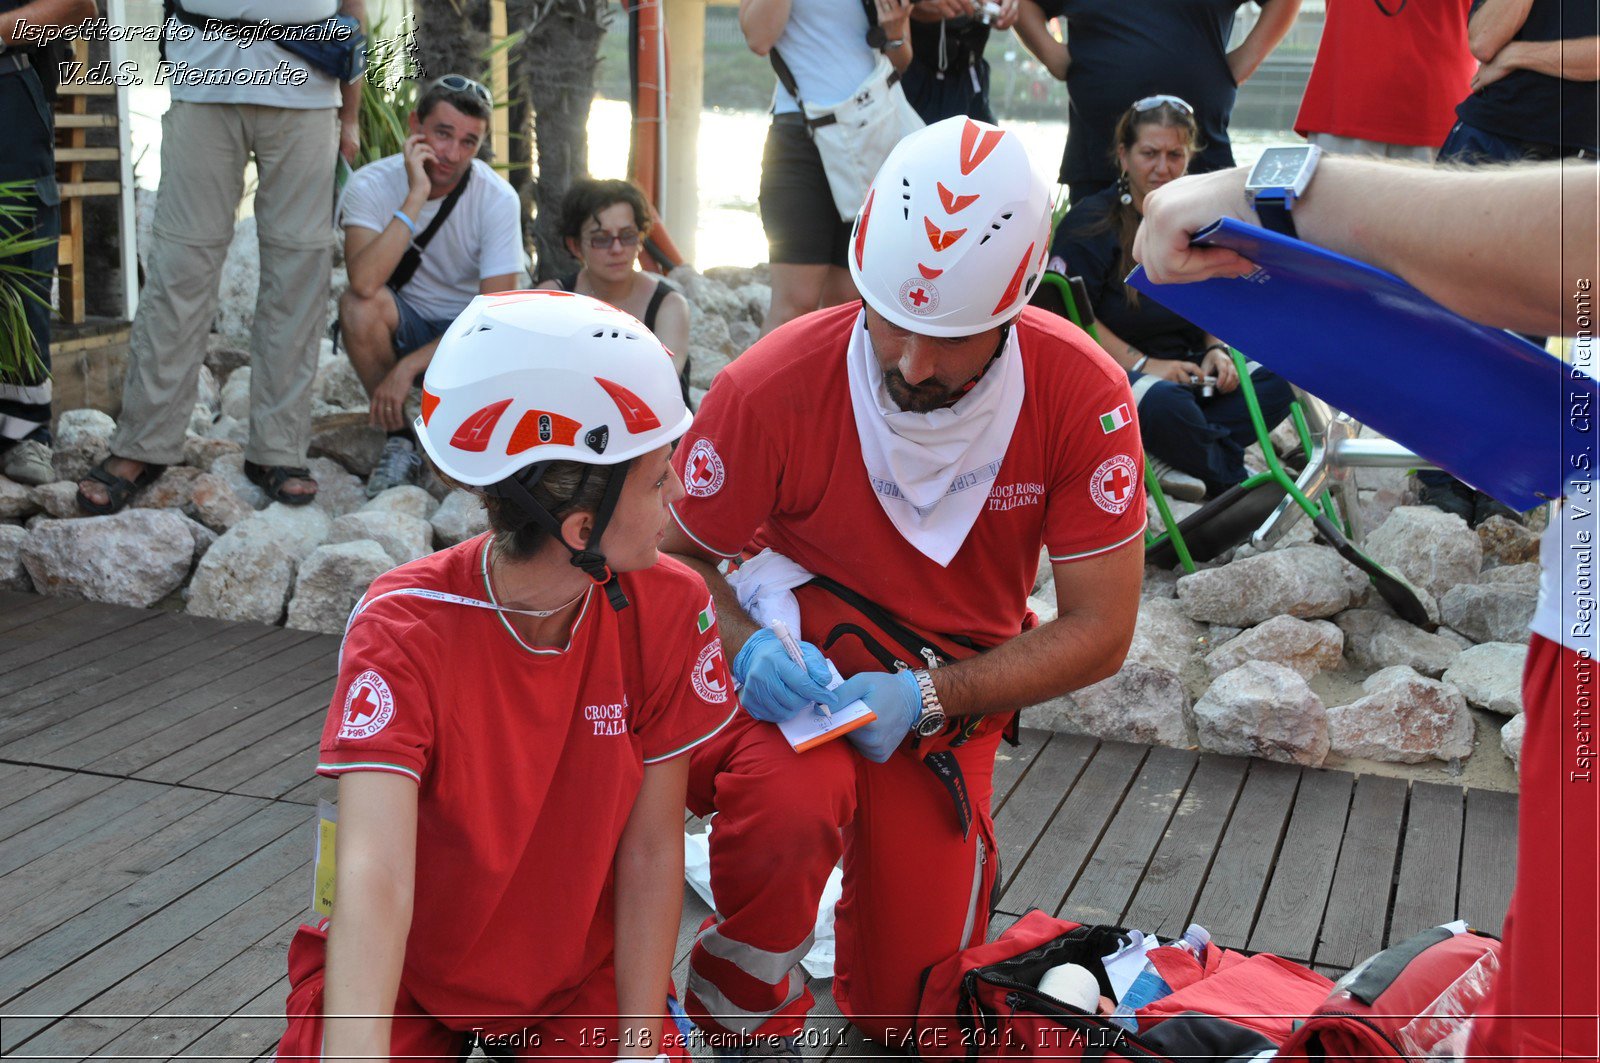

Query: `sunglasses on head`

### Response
(434, 74, 493, 107)
(1132, 94, 1194, 116)
(585, 230, 641, 250)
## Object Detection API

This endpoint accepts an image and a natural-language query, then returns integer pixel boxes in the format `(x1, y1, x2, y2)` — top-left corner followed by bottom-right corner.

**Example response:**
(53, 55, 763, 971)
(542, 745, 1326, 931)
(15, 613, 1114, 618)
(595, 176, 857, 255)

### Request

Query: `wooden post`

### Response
(489, 0, 510, 167)
(662, 0, 703, 264)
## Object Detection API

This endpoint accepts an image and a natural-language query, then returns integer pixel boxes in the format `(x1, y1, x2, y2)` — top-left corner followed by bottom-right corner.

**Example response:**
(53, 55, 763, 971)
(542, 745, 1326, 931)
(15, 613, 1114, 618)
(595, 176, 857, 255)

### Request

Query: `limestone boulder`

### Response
(285, 540, 394, 634)
(0, 476, 38, 520)
(204, 332, 250, 377)
(50, 408, 116, 483)
(33, 481, 79, 519)
(21, 510, 196, 607)
(1442, 642, 1528, 716)
(220, 366, 252, 422)
(309, 421, 386, 477)
(215, 216, 261, 346)
(1142, 565, 1180, 600)
(1192, 661, 1329, 766)
(207, 453, 269, 510)
(314, 352, 370, 411)
(734, 282, 771, 325)
(1365, 505, 1482, 600)
(431, 489, 489, 547)
(327, 509, 428, 566)
(1439, 583, 1536, 644)
(1027, 593, 1058, 625)
(183, 435, 242, 470)
(1030, 666, 1191, 747)
(1326, 666, 1475, 764)
(183, 503, 328, 624)
(363, 485, 439, 521)
(1478, 514, 1541, 568)
(1205, 615, 1343, 681)
(1336, 608, 1470, 678)
(1127, 597, 1208, 676)
(309, 457, 366, 518)
(1501, 712, 1525, 770)
(670, 266, 746, 323)
(133, 465, 205, 512)
(1480, 562, 1539, 590)
(188, 472, 254, 532)
(1175, 545, 1356, 625)
(0, 524, 31, 591)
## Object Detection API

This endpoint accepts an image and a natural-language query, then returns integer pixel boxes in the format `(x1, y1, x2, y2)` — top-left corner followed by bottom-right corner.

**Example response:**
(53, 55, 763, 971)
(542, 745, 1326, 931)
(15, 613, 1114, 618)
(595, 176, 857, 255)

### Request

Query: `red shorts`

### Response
(276, 922, 691, 1061)
(1468, 635, 1599, 1061)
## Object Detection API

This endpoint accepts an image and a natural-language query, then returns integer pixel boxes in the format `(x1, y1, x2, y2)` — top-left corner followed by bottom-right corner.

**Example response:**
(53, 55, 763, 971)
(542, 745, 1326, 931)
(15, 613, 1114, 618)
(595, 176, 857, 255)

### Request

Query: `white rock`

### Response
(206, 453, 268, 510)
(1026, 593, 1058, 625)
(327, 509, 429, 565)
(1477, 515, 1541, 568)
(1141, 565, 1180, 600)
(733, 282, 771, 324)
(21, 510, 195, 607)
(0, 476, 38, 520)
(1439, 583, 1536, 644)
(204, 414, 251, 445)
(688, 345, 735, 391)
(1206, 615, 1343, 681)
(1442, 642, 1528, 716)
(195, 363, 220, 417)
(1326, 666, 1475, 764)
(363, 484, 439, 520)
(215, 216, 261, 346)
(1335, 608, 1470, 678)
(1365, 505, 1483, 600)
(183, 435, 243, 470)
(204, 332, 250, 377)
(309, 422, 386, 477)
(431, 489, 488, 546)
(188, 472, 254, 532)
(33, 481, 79, 519)
(1193, 661, 1329, 766)
(240, 503, 331, 560)
(50, 409, 116, 483)
(1176, 545, 1356, 625)
(219, 367, 252, 422)
(1127, 597, 1208, 676)
(670, 266, 746, 322)
(132, 465, 204, 512)
(1480, 562, 1539, 589)
(0, 524, 31, 590)
(308, 457, 366, 518)
(314, 352, 369, 411)
(1030, 666, 1191, 747)
(1501, 712, 1525, 770)
(285, 540, 394, 634)
(184, 510, 311, 624)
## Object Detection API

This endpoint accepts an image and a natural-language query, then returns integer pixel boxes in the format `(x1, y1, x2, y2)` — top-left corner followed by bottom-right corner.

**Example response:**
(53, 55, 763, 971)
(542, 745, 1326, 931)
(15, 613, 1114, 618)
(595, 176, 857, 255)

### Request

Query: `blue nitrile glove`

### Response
(832, 669, 922, 763)
(732, 628, 838, 723)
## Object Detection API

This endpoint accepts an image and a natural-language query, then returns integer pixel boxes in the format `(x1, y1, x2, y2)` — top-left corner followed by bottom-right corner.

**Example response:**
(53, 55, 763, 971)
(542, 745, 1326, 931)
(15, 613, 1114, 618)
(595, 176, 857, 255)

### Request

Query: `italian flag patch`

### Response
(1099, 403, 1131, 434)
(696, 600, 716, 634)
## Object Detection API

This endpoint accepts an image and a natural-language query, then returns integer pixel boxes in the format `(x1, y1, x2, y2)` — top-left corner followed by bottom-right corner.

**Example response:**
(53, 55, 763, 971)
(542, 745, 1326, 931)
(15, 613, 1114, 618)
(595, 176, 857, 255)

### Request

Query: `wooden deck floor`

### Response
(0, 590, 1518, 1060)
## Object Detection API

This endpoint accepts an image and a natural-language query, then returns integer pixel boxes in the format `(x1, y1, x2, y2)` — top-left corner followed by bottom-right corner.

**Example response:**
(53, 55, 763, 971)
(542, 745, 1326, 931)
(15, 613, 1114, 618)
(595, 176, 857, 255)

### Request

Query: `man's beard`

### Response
(882, 369, 957, 413)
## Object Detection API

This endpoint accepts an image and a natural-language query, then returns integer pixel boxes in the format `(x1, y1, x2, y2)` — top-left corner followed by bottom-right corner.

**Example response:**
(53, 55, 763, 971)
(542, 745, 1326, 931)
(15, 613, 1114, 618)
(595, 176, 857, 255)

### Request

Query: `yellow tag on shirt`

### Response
(312, 799, 339, 916)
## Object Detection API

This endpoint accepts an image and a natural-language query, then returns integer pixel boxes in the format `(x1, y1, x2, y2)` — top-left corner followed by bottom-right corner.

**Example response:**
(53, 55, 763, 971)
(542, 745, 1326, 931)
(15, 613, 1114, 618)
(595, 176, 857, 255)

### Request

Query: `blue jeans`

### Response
(390, 287, 456, 356)
(1135, 367, 1295, 497)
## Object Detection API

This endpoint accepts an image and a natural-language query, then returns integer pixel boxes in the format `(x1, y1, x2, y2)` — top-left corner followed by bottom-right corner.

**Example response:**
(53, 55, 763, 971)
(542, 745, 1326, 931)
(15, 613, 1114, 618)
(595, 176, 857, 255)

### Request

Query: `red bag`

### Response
(1277, 925, 1502, 1061)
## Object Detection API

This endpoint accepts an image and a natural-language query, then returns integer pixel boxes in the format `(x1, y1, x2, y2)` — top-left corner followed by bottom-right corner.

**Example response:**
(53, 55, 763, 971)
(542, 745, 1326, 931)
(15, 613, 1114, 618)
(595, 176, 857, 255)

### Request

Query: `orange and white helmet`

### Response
(416, 290, 692, 610)
(848, 117, 1053, 337)
(416, 290, 691, 485)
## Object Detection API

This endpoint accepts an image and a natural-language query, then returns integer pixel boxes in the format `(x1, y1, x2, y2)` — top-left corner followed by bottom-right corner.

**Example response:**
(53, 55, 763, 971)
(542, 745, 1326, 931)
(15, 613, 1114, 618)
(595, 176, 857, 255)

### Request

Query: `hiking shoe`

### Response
(367, 435, 422, 498)
(715, 1036, 802, 1063)
(3, 438, 54, 486)
(1146, 457, 1206, 503)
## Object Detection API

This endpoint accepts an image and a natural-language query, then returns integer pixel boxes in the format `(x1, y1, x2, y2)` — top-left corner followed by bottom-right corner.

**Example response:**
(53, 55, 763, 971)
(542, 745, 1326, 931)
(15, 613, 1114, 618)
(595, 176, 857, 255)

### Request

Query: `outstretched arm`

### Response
(1013, 0, 1069, 80)
(1227, 0, 1302, 86)
(1134, 158, 1599, 336)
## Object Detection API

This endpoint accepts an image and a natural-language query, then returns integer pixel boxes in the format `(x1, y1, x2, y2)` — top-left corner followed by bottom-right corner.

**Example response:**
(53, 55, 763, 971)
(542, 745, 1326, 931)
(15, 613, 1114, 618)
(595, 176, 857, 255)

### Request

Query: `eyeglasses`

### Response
(586, 230, 641, 250)
(1132, 94, 1194, 116)
(433, 74, 493, 108)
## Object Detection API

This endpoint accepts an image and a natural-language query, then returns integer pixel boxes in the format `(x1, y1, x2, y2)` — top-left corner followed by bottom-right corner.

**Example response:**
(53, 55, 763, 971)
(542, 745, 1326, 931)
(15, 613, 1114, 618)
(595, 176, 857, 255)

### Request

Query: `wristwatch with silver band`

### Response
(910, 668, 948, 737)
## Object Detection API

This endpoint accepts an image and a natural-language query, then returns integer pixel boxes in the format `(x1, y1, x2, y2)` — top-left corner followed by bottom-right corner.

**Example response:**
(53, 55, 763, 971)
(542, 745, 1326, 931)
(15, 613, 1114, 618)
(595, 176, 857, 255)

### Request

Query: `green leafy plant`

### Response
(0, 180, 53, 382)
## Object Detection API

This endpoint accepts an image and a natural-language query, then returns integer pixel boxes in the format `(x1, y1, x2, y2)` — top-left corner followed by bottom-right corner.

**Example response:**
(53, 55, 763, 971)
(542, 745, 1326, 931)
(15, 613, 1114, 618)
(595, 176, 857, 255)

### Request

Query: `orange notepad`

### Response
(779, 699, 877, 753)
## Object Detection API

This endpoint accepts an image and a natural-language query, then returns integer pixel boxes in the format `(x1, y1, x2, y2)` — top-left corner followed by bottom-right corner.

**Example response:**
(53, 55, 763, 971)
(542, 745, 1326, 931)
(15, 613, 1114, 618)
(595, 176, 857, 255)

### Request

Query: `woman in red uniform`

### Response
(277, 291, 739, 1062)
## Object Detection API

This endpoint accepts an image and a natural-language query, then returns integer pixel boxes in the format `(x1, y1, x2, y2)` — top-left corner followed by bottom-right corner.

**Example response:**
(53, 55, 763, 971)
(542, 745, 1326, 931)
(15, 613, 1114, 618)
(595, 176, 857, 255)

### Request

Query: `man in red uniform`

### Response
(663, 117, 1146, 1055)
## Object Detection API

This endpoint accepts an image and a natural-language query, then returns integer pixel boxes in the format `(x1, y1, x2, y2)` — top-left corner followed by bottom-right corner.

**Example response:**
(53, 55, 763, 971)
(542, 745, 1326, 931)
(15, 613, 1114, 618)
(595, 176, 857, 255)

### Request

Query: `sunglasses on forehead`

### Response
(1132, 94, 1194, 116)
(433, 74, 493, 107)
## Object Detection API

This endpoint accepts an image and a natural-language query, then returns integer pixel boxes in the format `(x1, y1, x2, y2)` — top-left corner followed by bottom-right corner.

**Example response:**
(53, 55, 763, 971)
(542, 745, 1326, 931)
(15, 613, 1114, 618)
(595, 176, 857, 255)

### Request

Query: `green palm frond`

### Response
(0, 180, 54, 382)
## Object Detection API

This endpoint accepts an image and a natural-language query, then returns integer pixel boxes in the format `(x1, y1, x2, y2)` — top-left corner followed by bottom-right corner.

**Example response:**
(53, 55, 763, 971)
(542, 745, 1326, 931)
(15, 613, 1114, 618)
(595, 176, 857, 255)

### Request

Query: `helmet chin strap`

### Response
(487, 460, 635, 612)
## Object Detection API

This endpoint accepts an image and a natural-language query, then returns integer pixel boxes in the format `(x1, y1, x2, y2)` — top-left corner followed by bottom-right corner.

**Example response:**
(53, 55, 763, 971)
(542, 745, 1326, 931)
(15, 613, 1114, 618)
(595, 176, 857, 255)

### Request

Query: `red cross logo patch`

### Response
(1089, 454, 1138, 515)
(897, 278, 941, 316)
(684, 438, 726, 498)
(692, 639, 730, 704)
(338, 670, 395, 740)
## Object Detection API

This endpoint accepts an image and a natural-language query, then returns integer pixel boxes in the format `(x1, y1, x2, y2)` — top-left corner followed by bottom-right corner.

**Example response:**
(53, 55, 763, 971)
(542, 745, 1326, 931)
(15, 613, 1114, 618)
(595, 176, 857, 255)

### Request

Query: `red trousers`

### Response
(1468, 635, 1599, 1061)
(683, 713, 1002, 1045)
(276, 922, 686, 1061)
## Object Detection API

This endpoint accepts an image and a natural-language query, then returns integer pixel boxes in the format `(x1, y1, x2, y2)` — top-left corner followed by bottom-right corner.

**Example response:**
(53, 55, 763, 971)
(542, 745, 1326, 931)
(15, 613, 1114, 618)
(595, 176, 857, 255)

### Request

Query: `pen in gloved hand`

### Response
(769, 620, 832, 719)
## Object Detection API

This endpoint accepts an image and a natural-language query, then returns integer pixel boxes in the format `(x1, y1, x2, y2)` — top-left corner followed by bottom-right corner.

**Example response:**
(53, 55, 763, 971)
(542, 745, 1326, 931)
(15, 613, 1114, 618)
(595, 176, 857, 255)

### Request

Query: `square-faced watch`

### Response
(1245, 144, 1322, 239)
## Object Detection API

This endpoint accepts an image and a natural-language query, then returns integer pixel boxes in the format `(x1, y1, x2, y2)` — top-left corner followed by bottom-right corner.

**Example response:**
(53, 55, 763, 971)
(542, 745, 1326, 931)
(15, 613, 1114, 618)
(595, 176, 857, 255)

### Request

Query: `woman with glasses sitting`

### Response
(1048, 96, 1294, 502)
(541, 178, 693, 403)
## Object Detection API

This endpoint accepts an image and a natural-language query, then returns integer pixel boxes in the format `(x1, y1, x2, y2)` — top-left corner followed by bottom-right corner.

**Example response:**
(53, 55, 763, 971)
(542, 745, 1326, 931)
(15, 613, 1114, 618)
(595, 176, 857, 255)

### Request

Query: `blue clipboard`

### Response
(1127, 217, 1596, 511)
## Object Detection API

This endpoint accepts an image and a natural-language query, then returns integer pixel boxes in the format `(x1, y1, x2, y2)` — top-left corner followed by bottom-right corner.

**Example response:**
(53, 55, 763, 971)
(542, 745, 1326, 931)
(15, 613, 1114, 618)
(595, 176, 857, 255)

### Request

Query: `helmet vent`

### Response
(978, 212, 1015, 246)
(590, 328, 637, 340)
(474, 324, 493, 333)
(901, 177, 912, 220)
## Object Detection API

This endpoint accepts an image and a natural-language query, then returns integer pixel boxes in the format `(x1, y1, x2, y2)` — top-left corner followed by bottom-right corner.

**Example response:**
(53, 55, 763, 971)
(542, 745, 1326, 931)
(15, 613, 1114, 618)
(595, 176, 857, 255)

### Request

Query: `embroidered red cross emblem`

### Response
(344, 685, 381, 727)
(907, 287, 930, 307)
(691, 453, 714, 484)
(1101, 464, 1134, 502)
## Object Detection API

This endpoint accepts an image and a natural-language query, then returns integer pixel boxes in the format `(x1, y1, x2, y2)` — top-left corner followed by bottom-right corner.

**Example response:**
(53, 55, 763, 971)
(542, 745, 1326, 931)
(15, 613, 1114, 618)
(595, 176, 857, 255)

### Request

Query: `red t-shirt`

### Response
(317, 536, 737, 1026)
(1295, 0, 1474, 148)
(670, 303, 1144, 661)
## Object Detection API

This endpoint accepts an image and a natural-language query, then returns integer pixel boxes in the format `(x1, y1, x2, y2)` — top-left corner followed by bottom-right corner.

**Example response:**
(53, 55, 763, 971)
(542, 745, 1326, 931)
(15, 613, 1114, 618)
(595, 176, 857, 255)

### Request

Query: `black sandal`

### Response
(244, 460, 319, 506)
(76, 458, 167, 516)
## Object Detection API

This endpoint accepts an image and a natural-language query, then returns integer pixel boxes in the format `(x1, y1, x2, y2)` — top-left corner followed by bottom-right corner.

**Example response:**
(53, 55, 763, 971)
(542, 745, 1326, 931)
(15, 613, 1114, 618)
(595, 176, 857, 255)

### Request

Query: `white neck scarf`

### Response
(846, 311, 1026, 567)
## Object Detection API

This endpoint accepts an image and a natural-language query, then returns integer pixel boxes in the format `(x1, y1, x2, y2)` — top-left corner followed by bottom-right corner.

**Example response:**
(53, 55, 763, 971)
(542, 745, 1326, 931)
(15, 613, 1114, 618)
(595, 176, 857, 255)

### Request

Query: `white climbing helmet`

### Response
(848, 116, 1054, 338)
(416, 290, 692, 487)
